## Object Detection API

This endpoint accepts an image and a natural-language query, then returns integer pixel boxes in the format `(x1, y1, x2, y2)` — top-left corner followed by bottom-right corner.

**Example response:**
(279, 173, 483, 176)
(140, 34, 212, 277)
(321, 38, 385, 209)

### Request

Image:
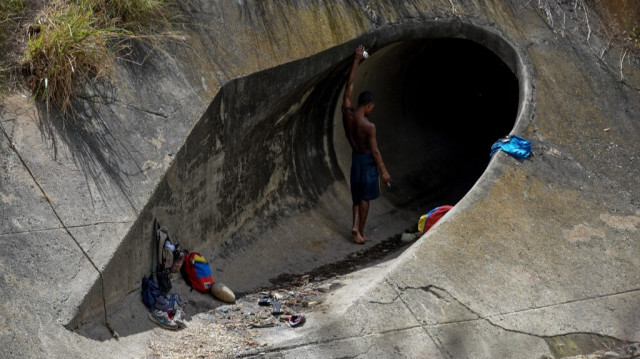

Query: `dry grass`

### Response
(534, 0, 639, 52)
(0, 0, 24, 40)
(21, 0, 170, 117)
(0, 0, 25, 87)
(588, 0, 640, 48)
(533, 0, 639, 82)
(23, 1, 123, 114)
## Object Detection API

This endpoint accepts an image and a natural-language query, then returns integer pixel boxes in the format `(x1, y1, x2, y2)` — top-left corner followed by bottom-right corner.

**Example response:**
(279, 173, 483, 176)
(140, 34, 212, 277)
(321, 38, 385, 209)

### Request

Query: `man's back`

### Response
(342, 107, 373, 155)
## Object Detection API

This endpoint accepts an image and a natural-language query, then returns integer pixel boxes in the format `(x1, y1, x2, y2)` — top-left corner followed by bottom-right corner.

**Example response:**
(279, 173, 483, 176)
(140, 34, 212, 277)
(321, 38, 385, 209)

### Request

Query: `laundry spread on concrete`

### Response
(490, 135, 532, 158)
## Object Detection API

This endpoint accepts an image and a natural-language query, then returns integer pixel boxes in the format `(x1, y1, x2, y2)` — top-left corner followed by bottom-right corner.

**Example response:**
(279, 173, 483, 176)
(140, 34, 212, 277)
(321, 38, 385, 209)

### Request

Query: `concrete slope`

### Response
(1, 0, 639, 358)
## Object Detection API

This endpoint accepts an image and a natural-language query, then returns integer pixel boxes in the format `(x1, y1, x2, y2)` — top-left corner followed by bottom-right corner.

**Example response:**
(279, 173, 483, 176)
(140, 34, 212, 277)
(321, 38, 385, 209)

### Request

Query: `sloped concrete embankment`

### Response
(69, 20, 528, 337)
(4, 0, 637, 357)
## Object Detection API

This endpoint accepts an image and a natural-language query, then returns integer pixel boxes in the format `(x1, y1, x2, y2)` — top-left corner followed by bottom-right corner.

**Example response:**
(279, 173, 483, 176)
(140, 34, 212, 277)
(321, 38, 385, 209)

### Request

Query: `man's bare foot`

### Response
(352, 230, 366, 244)
(362, 235, 372, 242)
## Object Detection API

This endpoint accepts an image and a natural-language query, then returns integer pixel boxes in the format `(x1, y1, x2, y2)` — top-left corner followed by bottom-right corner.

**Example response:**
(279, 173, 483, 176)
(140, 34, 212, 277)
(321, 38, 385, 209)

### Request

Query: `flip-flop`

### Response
(271, 301, 282, 315)
(250, 320, 276, 328)
(288, 314, 305, 327)
(258, 295, 271, 306)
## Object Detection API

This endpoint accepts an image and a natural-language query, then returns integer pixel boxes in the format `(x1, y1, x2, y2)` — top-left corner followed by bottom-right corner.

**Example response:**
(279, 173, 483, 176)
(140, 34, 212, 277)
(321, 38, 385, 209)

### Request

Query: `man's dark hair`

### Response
(357, 91, 375, 107)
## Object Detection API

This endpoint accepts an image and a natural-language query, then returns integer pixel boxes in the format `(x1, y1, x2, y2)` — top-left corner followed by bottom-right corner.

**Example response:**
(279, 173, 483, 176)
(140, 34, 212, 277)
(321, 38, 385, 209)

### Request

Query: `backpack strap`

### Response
(152, 219, 160, 284)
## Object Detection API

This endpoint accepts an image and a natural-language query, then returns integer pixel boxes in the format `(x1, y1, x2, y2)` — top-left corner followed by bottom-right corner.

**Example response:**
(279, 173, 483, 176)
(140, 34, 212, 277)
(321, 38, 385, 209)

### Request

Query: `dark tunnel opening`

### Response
(331, 38, 519, 211)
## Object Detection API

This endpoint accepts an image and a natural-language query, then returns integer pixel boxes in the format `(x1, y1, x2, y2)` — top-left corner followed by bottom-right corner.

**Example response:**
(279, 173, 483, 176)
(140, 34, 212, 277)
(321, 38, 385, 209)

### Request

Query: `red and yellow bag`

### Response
(180, 252, 214, 293)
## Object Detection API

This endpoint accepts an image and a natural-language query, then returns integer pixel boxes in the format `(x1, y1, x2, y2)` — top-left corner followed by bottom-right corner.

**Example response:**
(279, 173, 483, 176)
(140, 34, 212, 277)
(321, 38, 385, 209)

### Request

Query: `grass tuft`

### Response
(93, 0, 169, 29)
(24, 1, 125, 115)
(22, 0, 169, 117)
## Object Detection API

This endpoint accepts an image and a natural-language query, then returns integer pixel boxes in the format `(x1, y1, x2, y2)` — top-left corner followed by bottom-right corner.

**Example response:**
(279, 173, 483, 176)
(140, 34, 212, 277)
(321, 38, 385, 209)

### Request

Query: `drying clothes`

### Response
(350, 153, 380, 204)
(418, 205, 453, 234)
(490, 135, 531, 158)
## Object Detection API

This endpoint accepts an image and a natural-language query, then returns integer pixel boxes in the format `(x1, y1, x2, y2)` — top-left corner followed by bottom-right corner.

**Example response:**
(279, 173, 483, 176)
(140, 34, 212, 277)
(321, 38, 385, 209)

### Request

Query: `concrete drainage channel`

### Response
(68, 22, 530, 341)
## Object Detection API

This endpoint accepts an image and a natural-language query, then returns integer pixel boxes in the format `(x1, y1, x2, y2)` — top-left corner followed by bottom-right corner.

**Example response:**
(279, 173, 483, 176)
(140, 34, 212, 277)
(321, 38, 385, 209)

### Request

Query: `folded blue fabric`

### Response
(490, 135, 531, 158)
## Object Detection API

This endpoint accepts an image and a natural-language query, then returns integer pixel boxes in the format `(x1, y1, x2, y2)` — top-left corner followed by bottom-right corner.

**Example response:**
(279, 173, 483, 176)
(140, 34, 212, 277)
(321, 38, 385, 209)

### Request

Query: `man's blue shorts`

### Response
(350, 153, 380, 205)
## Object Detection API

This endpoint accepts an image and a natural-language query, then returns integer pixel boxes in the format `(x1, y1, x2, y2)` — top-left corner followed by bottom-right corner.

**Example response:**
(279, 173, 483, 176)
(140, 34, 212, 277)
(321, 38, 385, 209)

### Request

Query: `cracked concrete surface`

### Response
(0, 118, 118, 336)
(1, 0, 639, 358)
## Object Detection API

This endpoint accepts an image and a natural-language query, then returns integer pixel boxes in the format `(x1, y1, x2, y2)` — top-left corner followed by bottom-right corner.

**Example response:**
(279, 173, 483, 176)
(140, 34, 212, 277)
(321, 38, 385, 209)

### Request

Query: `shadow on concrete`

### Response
(33, 84, 143, 213)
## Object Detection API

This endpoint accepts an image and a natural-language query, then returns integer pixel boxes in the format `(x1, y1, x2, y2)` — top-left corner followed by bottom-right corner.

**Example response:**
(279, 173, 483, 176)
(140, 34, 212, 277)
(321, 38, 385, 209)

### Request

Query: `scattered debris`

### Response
(148, 229, 416, 357)
(563, 343, 640, 359)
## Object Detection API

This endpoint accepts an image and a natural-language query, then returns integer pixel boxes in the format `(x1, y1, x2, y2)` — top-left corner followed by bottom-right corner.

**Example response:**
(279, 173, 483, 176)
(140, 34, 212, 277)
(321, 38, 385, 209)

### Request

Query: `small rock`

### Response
(329, 282, 343, 290)
(401, 233, 417, 242)
(603, 351, 620, 358)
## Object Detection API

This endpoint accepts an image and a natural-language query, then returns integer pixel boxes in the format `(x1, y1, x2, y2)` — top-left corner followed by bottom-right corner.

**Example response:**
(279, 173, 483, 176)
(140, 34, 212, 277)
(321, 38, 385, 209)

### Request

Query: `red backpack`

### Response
(180, 252, 215, 293)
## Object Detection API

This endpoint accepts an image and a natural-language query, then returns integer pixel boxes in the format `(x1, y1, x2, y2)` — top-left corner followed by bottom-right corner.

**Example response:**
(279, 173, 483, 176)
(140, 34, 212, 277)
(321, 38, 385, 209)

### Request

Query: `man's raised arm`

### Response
(342, 45, 366, 111)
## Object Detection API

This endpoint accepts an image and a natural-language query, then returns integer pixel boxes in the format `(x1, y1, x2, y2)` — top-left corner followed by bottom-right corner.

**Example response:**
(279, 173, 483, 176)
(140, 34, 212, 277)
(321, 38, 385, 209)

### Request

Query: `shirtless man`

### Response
(341, 45, 391, 244)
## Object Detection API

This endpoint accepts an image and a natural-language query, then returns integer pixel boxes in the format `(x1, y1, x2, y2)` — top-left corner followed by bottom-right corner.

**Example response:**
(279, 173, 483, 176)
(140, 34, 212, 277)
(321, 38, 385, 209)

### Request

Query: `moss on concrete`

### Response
(546, 333, 628, 358)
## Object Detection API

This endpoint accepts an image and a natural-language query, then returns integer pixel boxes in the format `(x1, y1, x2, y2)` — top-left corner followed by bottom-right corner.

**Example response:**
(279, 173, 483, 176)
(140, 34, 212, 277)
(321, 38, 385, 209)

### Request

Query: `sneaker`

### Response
(149, 309, 178, 330)
(167, 293, 186, 310)
(173, 309, 187, 328)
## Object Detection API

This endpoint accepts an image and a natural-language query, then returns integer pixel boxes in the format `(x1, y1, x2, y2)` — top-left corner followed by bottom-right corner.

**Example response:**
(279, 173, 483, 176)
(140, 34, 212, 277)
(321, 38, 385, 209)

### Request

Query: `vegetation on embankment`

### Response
(1, 0, 172, 116)
(0, 0, 638, 118)
(0, 0, 25, 82)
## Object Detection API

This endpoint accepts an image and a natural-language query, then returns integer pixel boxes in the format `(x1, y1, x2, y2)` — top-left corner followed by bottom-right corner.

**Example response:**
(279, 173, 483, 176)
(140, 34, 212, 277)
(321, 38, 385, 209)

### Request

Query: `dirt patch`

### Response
(269, 231, 414, 286)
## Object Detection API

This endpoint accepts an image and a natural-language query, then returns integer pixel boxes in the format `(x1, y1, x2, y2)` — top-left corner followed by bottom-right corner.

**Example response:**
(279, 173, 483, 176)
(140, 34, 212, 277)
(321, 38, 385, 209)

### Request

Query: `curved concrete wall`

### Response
(3, 0, 639, 357)
(70, 20, 529, 331)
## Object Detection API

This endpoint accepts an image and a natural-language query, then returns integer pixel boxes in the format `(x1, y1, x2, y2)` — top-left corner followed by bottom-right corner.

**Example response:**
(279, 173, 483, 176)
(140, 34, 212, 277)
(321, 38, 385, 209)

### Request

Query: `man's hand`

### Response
(344, 45, 366, 111)
(381, 170, 391, 185)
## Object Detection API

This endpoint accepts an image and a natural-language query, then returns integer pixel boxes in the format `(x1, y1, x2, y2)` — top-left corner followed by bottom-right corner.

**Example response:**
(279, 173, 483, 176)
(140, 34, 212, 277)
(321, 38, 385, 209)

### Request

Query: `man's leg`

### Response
(352, 203, 365, 244)
(358, 200, 371, 242)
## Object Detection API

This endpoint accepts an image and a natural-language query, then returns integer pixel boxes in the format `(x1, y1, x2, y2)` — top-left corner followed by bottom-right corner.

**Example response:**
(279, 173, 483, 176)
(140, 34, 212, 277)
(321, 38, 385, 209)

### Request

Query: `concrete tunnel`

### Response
(72, 24, 528, 334)
(332, 38, 519, 210)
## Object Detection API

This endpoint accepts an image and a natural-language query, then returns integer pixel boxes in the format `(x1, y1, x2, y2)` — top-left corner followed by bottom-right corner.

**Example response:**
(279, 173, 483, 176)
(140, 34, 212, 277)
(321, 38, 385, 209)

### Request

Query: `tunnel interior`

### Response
(331, 38, 519, 211)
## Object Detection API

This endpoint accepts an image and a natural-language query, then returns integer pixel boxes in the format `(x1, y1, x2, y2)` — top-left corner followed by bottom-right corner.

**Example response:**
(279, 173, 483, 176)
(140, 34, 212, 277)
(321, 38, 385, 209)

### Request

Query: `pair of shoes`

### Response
(149, 309, 179, 330)
(173, 309, 187, 328)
